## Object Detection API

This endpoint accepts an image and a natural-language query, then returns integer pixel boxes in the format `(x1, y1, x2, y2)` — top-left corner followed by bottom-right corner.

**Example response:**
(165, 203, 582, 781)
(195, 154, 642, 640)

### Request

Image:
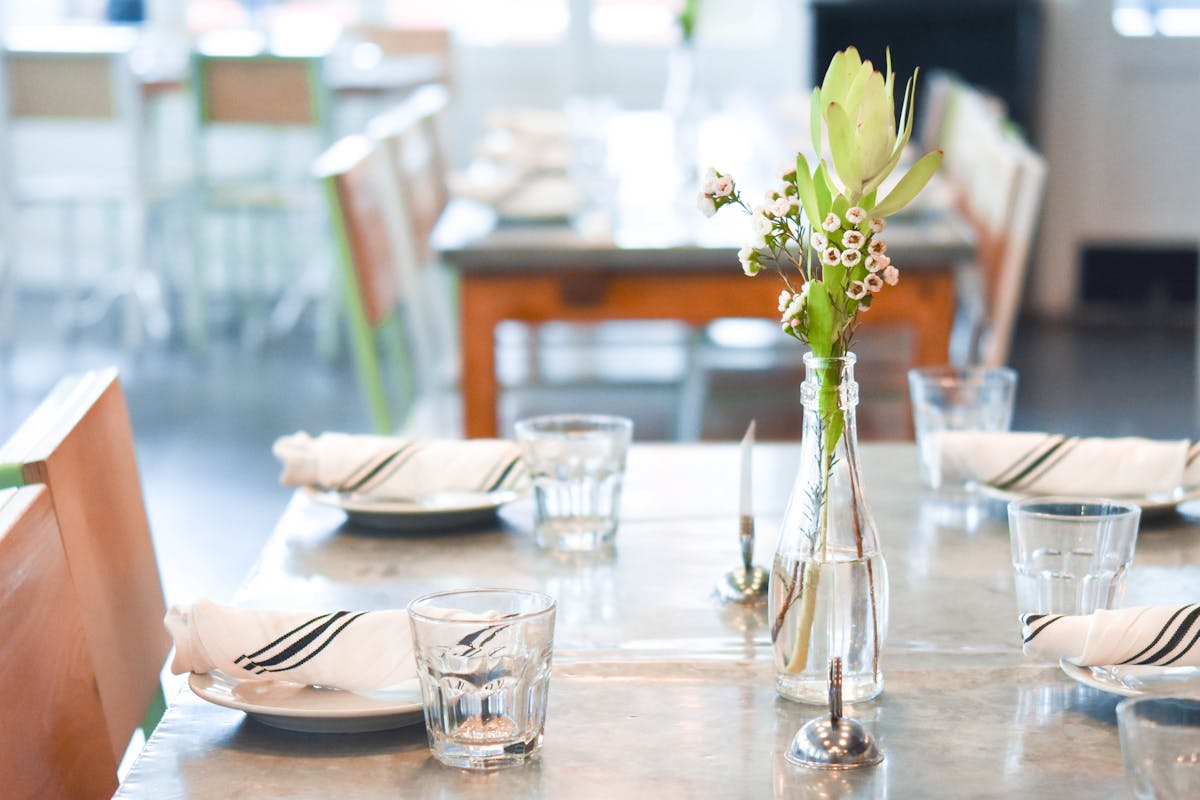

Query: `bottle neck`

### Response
(800, 354, 859, 414)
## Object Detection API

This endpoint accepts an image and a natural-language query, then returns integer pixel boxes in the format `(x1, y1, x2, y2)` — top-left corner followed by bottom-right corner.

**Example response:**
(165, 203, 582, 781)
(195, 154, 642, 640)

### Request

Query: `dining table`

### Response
(434, 112, 977, 439)
(116, 442, 1200, 798)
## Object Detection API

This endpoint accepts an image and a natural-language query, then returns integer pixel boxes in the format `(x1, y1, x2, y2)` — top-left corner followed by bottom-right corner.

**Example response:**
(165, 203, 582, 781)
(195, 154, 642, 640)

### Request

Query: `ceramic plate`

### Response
(305, 488, 519, 531)
(978, 484, 1200, 517)
(188, 671, 424, 733)
(1060, 660, 1200, 698)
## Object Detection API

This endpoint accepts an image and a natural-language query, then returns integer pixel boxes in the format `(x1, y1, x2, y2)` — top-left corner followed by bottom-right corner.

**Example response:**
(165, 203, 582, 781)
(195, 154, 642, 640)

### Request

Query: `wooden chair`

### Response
(189, 49, 334, 348)
(367, 84, 460, 430)
(313, 135, 420, 433)
(0, 28, 171, 349)
(0, 369, 169, 768)
(0, 485, 119, 799)
(939, 80, 1047, 366)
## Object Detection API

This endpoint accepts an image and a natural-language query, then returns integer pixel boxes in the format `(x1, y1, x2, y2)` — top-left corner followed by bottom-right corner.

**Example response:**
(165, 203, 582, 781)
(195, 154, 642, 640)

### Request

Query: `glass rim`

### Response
(1007, 495, 1142, 521)
(802, 351, 857, 367)
(514, 413, 634, 435)
(407, 586, 556, 624)
(907, 365, 1017, 387)
(1117, 695, 1200, 722)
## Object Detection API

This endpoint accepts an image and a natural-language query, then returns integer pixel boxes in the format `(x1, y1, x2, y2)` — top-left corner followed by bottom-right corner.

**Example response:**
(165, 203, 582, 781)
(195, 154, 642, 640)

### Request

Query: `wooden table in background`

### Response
(437, 200, 974, 438)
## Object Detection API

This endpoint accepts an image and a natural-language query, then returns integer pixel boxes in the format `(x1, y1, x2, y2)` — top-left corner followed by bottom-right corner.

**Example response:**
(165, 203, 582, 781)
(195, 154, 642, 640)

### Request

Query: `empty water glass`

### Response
(1008, 496, 1141, 618)
(1118, 696, 1200, 800)
(908, 365, 1017, 490)
(515, 414, 633, 552)
(408, 588, 556, 771)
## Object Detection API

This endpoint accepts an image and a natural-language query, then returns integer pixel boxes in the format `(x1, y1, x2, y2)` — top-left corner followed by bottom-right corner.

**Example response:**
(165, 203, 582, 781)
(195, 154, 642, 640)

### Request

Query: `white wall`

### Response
(1034, 0, 1200, 315)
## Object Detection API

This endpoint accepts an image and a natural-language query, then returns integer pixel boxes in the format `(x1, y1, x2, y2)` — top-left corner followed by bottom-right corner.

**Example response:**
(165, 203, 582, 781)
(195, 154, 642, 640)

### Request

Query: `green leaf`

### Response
(844, 60, 875, 114)
(794, 153, 822, 234)
(820, 48, 862, 110)
(825, 102, 863, 197)
(806, 281, 835, 358)
(813, 162, 833, 218)
(857, 70, 894, 177)
(870, 150, 943, 218)
(809, 86, 822, 159)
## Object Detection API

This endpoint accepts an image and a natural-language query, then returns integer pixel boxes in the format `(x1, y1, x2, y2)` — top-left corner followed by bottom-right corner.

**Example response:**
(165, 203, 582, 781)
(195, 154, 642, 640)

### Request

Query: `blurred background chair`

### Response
(0, 484, 119, 800)
(0, 27, 172, 350)
(938, 76, 1047, 367)
(313, 134, 423, 434)
(0, 369, 170, 772)
(367, 83, 459, 432)
(189, 46, 334, 349)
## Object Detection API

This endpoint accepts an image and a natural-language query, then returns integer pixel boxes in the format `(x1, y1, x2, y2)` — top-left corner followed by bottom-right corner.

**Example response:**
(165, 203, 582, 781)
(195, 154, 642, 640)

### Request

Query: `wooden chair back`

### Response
(350, 26, 452, 58)
(314, 135, 416, 432)
(195, 53, 329, 127)
(0, 485, 119, 799)
(366, 84, 459, 414)
(368, 83, 451, 264)
(0, 369, 169, 765)
(939, 80, 1045, 366)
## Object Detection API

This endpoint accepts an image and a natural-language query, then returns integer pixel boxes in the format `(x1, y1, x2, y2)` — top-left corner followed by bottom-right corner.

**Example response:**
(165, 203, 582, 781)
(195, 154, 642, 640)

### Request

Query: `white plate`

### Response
(306, 488, 519, 531)
(979, 484, 1200, 517)
(1060, 660, 1200, 697)
(188, 671, 424, 733)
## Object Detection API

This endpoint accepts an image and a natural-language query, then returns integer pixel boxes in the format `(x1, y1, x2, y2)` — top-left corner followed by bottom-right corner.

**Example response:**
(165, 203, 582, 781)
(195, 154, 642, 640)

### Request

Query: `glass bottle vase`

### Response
(768, 352, 889, 704)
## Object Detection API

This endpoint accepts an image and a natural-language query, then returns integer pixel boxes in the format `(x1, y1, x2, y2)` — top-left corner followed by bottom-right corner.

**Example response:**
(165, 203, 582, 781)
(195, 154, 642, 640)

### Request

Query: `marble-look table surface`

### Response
(117, 443, 1200, 798)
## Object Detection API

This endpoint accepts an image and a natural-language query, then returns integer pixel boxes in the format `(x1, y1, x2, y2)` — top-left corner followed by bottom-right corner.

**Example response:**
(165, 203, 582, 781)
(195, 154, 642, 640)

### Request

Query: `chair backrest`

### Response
(0, 369, 168, 765)
(195, 53, 329, 127)
(977, 136, 1046, 367)
(939, 80, 1045, 366)
(350, 25, 453, 58)
(313, 135, 416, 433)
(0, 34, 146, 196)
(367, 84, 457, 400)
(368, 83, 451, 265)
(0, 485, 119, 799)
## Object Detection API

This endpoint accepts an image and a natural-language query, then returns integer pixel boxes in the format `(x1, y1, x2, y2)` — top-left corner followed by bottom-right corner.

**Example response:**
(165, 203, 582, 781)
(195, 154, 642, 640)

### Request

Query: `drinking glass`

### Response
(1007, 496, 1141, 617)
(408, 588, 556, 770)
(907, 365, 1017, 490)
(1118, 696, 1200, 799)
(515, 413, 633, 552)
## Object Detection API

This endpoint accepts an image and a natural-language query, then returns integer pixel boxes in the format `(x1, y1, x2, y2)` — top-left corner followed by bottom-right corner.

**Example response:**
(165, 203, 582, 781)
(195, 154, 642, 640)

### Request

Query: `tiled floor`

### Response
(0, 298, 1194, 606)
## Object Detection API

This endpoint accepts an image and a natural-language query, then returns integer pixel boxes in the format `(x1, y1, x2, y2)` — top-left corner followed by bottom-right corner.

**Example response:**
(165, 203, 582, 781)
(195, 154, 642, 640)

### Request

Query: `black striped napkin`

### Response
(1021, 605, 1200, 667)
(166, 600, 415, 690)
(273, 432, 528, 500)
(938, 432, 1200, 496)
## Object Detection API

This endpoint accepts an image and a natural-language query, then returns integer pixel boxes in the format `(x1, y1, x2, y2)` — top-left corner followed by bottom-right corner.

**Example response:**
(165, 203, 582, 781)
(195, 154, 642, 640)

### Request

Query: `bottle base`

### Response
(776, 672, 883, 705)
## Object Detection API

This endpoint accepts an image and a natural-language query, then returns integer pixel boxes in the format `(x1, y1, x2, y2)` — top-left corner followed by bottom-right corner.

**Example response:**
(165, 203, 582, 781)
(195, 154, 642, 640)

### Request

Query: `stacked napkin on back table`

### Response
(1021, 605, 1200, 667)
(166, 600, 415, 691)
(274, 432, 528, 500)
(937, 432, 1200, 496)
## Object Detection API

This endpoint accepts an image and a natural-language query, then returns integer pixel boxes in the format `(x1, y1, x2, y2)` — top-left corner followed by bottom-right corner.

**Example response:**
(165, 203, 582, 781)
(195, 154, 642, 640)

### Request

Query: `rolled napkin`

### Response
(273, 432, 527, 499)
(937, 431, 1200, 496)
(1021, 605, 1200, 667)
(165, 599, 415, 691)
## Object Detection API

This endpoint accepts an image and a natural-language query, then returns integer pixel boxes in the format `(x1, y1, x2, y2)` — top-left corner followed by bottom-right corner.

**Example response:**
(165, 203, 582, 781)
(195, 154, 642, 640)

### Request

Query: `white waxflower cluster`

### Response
(817, 208, 900, 302)
(778, 283, 811, 331)
(697, 167, 736, 218)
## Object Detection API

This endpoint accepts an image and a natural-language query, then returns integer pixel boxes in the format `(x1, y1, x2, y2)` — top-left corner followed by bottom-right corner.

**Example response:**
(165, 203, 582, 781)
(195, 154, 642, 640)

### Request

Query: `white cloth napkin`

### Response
(165, 599, 415, 691)
(273, 432, 527, 499)
(937, 431, 1200, 496)
(1021, 605, 1200, 667)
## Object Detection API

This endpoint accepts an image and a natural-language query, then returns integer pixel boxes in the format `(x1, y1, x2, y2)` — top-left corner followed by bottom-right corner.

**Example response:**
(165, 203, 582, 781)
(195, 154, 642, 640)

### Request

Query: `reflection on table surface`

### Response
(117, 443, 1200, 798)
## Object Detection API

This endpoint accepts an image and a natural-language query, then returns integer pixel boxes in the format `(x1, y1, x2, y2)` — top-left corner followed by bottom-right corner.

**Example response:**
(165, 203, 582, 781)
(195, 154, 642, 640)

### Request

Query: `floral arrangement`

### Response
(698, 47, 942, 361)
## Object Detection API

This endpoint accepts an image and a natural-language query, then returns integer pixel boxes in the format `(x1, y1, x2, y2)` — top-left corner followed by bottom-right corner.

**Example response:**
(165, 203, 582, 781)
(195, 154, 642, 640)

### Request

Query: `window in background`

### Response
(1113, 0, 1200, 36)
